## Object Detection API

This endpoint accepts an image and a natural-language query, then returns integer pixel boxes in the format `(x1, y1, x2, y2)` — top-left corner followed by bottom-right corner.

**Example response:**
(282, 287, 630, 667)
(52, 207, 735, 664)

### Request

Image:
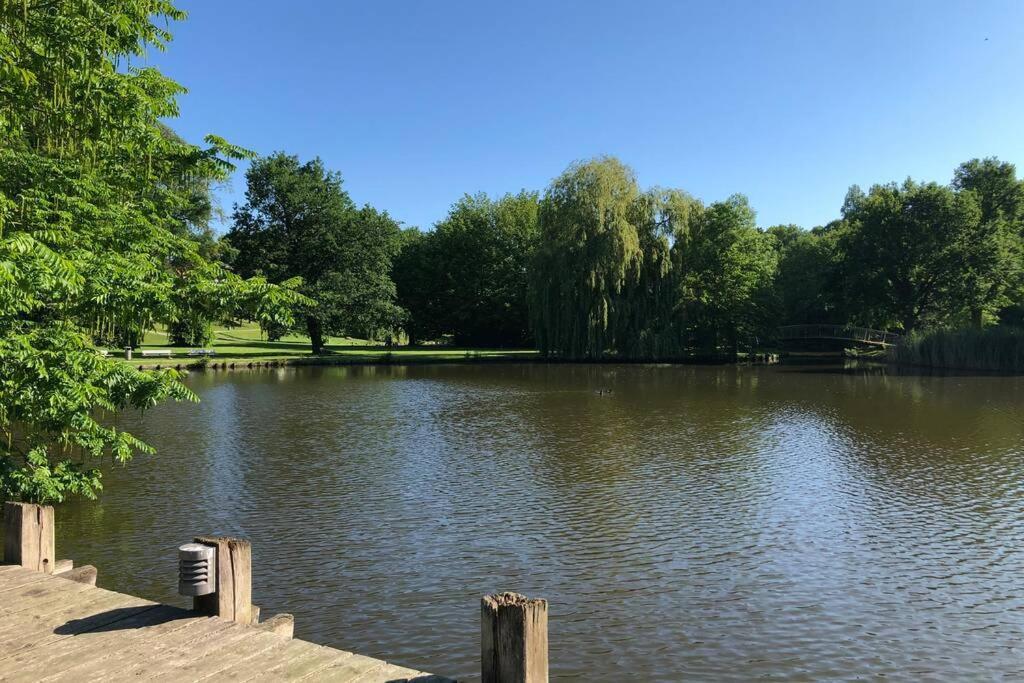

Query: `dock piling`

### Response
(481, 591, 549, 683)
(3, 501, 55, 573)
(192, 535, 254, 624)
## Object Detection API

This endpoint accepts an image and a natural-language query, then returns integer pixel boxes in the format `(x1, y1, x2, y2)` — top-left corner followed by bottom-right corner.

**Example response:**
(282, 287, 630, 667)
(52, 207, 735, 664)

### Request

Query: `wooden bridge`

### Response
(778, 324, 903, 347)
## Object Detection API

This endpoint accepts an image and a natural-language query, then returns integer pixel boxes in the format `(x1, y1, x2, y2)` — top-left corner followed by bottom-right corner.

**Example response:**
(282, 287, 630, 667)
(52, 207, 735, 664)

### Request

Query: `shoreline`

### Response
(129, 350, 783, 372)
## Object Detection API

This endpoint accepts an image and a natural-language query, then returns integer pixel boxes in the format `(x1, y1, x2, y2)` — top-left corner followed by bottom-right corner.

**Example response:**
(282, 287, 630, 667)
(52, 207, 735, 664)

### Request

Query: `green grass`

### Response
(114, 325, 537, 367)
(889, 326, 1024, 372)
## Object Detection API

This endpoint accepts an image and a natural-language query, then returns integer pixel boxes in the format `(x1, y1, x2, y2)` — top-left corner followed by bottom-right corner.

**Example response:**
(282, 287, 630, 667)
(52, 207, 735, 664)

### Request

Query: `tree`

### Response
(531, 157, 642, 359)
(616, 188, 694, 358)
(226, 153, 403, 353)
(675, 196, 778, 354)
(0, 1, 302, 503)
(839, 180, 981, 333)
(769, 223, 843, 325)
(429, 192, 539, 346)
(951, 158, 1024, 327)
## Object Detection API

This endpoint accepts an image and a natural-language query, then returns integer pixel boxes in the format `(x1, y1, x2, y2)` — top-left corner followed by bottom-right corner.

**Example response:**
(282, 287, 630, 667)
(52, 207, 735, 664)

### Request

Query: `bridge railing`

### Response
(778, 324, 903, 346)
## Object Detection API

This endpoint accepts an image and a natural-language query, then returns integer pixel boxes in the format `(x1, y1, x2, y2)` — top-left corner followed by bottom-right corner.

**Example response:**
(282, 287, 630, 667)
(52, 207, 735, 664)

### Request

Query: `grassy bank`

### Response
(889, 327, 1024, 372)
(119, 325, 537, 368)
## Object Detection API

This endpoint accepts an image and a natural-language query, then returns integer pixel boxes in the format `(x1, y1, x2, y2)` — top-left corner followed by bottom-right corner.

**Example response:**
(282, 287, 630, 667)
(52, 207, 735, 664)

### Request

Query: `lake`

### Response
(57, 363, 1024, 681)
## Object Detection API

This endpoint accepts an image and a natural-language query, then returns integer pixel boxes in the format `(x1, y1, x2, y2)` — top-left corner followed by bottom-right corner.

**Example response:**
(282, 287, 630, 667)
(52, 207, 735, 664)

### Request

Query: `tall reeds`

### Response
(889, 327, 1024, 372)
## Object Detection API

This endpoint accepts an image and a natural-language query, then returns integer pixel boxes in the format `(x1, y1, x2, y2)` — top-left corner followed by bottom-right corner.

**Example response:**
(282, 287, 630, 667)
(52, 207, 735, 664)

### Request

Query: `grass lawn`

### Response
(116, 325, 537, 367)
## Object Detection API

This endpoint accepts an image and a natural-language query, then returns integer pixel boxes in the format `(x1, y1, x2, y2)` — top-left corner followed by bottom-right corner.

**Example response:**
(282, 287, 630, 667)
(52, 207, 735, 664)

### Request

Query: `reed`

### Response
(889, 327, 1024, 372)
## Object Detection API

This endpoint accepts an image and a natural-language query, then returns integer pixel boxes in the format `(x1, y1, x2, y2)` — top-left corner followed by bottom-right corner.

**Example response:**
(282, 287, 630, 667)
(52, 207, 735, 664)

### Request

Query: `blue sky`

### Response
(145, 0, 1024, 231)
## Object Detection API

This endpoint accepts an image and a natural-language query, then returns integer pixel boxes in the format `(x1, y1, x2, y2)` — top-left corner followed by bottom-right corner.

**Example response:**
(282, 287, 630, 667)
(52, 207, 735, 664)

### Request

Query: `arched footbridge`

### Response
(778, 324, 904, 347)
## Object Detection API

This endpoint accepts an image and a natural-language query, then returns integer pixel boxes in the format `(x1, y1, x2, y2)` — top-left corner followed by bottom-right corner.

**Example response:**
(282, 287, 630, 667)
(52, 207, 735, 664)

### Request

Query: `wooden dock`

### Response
(0, 563, 449, 682)
(1, 500, 551, 682)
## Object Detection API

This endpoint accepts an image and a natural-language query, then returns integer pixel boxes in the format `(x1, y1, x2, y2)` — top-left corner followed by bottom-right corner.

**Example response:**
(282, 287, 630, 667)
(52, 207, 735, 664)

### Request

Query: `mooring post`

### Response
(481, 592, 549, 683)
(191, 535, 253, 625)
(3, 501, 55, 573)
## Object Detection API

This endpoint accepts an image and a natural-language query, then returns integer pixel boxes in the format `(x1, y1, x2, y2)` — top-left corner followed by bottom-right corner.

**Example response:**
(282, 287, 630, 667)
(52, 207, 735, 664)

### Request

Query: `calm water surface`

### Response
(57, 363, 1024, 681)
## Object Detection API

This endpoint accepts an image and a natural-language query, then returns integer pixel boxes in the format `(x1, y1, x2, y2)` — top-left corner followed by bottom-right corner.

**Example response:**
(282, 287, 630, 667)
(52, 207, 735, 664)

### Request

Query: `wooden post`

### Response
(481, 592, 548, 683)
(3, 502, 55, 573)
(192, 536, 252, 625)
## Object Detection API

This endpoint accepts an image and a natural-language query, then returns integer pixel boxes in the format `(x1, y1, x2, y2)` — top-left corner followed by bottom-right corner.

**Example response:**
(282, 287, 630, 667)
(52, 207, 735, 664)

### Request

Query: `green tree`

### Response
(531, 157, 642, 359)
(392, 228, 442, 345)
(0, 1, 302, 503)
(617, 188, 695, 358)
(951, 157, 1024, 327)
(675, 196, 778, 354)
(840, 180, 981, 333)
(769, 223, 843, 325)
(226, 153, 403, 353)
(428, 192, 539, 346)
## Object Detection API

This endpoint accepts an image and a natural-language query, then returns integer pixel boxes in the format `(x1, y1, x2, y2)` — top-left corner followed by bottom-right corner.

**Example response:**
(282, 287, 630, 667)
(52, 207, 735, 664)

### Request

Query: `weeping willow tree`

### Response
(0, 0, 305, 503)
(531, 157, 643, 359)
(617, 188, 698, 358)
(531, 157, 778, 360)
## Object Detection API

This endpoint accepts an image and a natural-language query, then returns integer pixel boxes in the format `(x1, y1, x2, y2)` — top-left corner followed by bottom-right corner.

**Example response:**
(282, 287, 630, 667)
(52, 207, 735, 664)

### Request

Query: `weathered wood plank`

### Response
(114, 627, 269, 681)
(30, 618, 239, 683)
(243, 644, 355, 682)
(0, 606, 211, 683)
(0, 576, 95, 616)
(150, 629, 287, 681)
(0, 589, 156, 662)
(0, 565, 52, 593)
(351, 663, 437, 682)
(41, 618, 259, 682)
(306, 653, 388, 682)
(210, 637, 318, 681)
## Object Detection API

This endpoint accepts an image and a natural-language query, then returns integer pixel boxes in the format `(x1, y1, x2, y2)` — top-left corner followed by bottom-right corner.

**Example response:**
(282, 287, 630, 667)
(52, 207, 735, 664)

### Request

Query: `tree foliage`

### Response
(839, 181, 982, 333)
(531, 157, 643, 358)
(394, 192, 539, 346)
(530, 158, 777, 359)
(951, 158, 1024, 327)
(0, 0, 303, 503)
(226, 153, 402, 352)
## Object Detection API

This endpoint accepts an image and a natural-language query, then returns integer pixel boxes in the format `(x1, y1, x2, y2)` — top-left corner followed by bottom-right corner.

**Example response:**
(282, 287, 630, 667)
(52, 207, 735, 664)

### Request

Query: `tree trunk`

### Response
(306, 316, 324, 355)
(971, 307, 983, 329)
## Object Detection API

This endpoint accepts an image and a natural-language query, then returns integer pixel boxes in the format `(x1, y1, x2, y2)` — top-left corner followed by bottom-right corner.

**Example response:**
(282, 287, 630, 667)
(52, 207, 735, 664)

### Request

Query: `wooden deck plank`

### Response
(303, 652, 389, 682)
(0, 575, 96, 616)
(351, 663, 438, 682)
(41, 621, 265, 682)
(0, 566, 454, 683)
(245, 646, 356, 682)
(3, 606, 215, 682)
(32, 619, 238, 683)
(208, 635, 314, 681)
(40, 616, 241, 683)
(163, 630, 294, 682)
(117, 622, 280, 680)
(0, 566, 52, 593)
(376, 666, 452, 683)
(0, 589, 156, 661)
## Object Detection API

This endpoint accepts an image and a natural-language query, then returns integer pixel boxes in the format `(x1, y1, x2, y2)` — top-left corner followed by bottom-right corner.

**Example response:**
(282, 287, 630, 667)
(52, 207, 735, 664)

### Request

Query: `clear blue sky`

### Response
(145, 0, 1024, 231)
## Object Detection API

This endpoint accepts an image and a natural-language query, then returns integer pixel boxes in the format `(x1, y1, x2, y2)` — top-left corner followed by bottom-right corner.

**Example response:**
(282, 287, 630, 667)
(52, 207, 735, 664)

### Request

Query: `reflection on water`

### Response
(58, 363, 1024, 681)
